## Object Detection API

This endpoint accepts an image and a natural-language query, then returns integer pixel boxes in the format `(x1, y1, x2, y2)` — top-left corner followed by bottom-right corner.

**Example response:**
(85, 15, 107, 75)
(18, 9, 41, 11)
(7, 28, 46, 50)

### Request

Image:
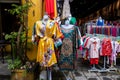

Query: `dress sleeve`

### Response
(54, 22, 64, 39)
(76, 26, 82, 48)
(86, 38, 91, 49)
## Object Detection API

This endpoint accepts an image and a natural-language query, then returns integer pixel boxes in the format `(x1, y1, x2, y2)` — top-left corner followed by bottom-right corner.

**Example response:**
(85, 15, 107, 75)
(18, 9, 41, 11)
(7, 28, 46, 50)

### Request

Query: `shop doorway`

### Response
(0, 3, 20, 39)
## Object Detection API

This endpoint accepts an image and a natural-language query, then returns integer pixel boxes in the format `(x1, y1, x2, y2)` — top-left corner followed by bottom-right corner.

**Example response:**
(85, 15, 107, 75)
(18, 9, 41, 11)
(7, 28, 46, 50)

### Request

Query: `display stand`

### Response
(107, 59, 117, 72)
(108, 65, 117, 72)
(88, 64, 99, 72)
(39, 67, 52, 80)
(47, 67, 52, 80)
(99, 56, 109, 72)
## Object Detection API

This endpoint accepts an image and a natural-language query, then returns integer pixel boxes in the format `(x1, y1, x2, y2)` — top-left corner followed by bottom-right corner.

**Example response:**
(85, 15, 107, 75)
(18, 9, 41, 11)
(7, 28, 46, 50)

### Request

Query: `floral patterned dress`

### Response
(59, 25, 81, 70)
(35, 20, 63, 67)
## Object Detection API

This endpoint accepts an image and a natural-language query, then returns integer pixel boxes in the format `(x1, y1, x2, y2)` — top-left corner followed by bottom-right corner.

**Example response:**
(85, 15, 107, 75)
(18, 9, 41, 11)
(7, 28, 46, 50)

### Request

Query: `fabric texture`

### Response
(117, 43, 120, 53)
(59, 25, 81, 70)
(86, 37, 100, 59)
(90, 58, 99, 65)
(112, 27, 117, 37)
(111, 41, 119, 65)
(57, 0, 64, 16)
(35, 20, 63, 67)
(96, 19, 104, 26)
(101, 38, 112, 56)
(62, 0, 71, 19)
(45, 0, 57, 19)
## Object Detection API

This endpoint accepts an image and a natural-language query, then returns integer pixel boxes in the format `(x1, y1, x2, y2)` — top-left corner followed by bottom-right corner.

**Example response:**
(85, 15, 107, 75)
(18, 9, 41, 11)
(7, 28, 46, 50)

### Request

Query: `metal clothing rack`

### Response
(88, 64, 99, 72)
(99, 56, 109, 72)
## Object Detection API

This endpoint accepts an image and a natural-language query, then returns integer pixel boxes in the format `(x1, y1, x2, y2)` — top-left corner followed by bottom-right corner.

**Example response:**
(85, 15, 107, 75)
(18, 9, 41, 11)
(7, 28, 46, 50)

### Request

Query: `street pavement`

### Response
(0, 61, 11, 80)
(1, 58, 120, 80)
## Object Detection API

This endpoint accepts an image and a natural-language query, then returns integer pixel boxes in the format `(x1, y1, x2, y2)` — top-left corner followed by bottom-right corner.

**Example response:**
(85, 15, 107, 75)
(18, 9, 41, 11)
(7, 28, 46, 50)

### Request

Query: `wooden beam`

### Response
(0, 0, 20, 3)
(0, 5, 2, 39)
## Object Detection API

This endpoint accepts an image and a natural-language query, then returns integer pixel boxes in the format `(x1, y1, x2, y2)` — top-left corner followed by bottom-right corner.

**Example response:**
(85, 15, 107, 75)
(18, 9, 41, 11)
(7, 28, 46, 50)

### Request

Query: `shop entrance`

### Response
(0, 3, 20, 39)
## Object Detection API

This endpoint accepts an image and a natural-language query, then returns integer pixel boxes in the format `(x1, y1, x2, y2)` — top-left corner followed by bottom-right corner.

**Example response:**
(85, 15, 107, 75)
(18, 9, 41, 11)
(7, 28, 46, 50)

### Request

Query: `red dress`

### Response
(101, 38, 112, 56)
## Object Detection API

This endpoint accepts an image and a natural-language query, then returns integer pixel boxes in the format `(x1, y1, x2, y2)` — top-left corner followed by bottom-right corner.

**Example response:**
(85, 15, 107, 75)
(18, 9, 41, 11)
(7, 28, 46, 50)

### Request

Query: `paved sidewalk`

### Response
(1, 58, 120, 80)
(0, 61, 11, 80)
(72, 58, 120, 80)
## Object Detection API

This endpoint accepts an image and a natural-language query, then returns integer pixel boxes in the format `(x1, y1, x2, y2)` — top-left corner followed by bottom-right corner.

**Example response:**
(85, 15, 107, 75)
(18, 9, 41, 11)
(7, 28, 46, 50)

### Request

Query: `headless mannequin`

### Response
(32, 14, 49, 44)
(39, 14, 55, 80)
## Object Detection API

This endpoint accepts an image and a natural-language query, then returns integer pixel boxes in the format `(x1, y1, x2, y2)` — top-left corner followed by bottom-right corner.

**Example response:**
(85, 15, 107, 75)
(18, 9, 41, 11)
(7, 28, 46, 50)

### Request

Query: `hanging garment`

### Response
(112, 27, 117, 37)
(35, 20, 63, 67)
(87, 25, 91, 34)
(62, 0, 71, 19)
(83, 37, 90, 60)
(111, 41, 119, 65)
(98, 27, 100, 34)
(96, 27, 99, 34)
(57, 0, 64, 16)
(108, 26, 111, 36)
(101, 27, 105, 34)
(90, 58, 99, 65)
(45, 0, 57, 19)
(118, 28, 120, 36)
(59, 25, 81, 70)
(101, 38, 112, 56)
(86, 37, 100, 64)
(117, 41, 120, 53)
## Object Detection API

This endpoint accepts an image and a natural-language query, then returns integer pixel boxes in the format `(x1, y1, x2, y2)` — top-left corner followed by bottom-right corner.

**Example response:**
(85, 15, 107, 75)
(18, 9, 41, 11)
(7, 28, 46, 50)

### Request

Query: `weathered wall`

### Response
(24, 0, 43, 61)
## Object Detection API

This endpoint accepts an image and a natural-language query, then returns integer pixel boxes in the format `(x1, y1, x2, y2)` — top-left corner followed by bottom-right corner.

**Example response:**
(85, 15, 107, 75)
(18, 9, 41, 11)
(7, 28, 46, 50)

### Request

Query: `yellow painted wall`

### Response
(5, 0, 43, 61)
(25, 0, 43, 61)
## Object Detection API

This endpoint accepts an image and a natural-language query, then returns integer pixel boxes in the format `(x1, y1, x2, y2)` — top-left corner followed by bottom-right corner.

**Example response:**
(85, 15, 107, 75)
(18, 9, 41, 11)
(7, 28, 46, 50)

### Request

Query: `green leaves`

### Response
(5, 32, 17, 40)
(8, 3, 32, 23)
(7, 58, 22, 70)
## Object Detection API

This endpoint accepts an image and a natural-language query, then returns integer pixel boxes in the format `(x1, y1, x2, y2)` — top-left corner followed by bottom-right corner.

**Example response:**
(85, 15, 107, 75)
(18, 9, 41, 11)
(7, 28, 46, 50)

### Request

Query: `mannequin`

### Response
(108, 37, 119, 71)
(96, 16, 104, 26)
(59, 19, 81, 70)
(86, 36, 100, 72)
(58, 19, 82, 79)
(35, 14, 63, 80)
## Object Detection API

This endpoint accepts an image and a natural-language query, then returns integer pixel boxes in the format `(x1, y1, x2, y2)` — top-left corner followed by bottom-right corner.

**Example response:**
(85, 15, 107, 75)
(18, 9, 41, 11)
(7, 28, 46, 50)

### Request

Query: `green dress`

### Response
(59, 25, 81, 70)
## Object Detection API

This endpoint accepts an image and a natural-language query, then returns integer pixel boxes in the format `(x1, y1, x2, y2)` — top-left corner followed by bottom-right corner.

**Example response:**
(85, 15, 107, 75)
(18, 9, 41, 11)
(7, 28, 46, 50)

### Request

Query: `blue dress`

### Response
(96, 19, 104, 26)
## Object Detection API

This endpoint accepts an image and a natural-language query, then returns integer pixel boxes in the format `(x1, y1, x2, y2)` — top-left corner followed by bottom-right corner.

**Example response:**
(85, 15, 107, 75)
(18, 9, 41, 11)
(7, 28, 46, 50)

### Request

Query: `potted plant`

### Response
(5, 1, 36, 80)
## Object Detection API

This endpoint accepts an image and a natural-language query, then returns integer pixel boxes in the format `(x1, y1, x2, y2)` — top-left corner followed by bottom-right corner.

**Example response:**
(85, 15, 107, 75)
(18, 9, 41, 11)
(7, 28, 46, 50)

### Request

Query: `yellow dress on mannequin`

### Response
(35, 20, 62, 67)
